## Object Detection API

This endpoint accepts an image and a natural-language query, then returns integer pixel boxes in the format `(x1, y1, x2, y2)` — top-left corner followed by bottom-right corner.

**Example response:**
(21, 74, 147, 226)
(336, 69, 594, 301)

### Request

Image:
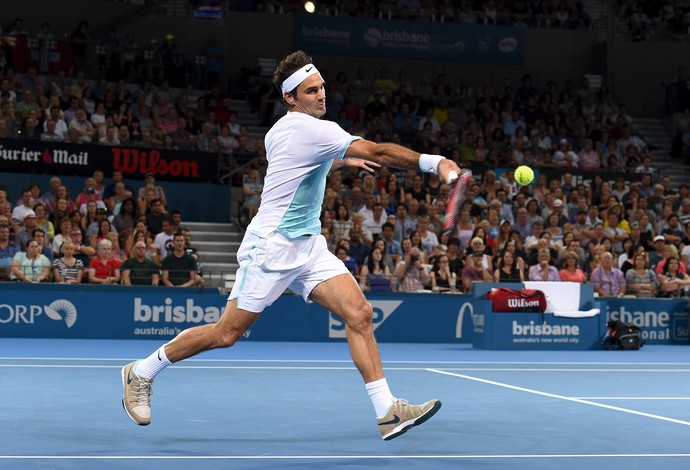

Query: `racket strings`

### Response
(443, 169, 472, 235)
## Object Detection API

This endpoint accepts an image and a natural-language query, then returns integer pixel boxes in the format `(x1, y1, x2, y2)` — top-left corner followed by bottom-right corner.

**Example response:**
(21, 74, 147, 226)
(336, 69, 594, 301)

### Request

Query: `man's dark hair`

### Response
(31, 228, 45, 237)
(273, 50, 312, 101)
(173, 231, 185, 241)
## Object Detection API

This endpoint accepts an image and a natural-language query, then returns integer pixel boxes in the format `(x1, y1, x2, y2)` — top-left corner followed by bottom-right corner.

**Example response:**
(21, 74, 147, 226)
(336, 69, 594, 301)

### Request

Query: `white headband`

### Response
(281, 64, 320, 94)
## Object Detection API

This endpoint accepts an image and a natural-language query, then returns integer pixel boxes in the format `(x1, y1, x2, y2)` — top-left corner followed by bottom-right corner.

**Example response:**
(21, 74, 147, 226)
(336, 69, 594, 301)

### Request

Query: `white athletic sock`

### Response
(133, 346, 172, 380)
(366, 378, 395, 418)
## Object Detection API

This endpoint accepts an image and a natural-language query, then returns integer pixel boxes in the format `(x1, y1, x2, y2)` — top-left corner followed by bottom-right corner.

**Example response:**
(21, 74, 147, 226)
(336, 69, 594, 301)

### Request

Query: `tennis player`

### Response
(122, 51, 461, 440)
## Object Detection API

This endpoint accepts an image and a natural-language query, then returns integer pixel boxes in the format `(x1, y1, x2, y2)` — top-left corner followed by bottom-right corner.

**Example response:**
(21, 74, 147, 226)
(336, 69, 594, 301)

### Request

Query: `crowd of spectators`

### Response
(615, 1, 690, 42)
(0, 173, 206, 287)
(251, 0, 593, 29)
(1, 10, 690, 297)
(318, 163, 690, 297)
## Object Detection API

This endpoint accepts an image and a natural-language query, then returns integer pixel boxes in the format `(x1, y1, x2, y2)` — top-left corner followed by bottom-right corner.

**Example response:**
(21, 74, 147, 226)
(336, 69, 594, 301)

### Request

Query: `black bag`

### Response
(602, 321, 644, 350)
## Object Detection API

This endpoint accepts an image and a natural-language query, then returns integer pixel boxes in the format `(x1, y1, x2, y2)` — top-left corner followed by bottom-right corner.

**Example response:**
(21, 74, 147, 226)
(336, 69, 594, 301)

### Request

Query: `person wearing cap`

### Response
(121, 50, 458, 437)
(550, 198, 569, 227)
(14, 210, 38, 250)
(648, 235, 667, 271)
(553, 138, 579, 167)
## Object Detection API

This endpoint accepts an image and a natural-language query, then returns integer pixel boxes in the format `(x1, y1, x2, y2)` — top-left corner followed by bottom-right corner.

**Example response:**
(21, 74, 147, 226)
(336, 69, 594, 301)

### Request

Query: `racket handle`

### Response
(448, 170, 458, 183)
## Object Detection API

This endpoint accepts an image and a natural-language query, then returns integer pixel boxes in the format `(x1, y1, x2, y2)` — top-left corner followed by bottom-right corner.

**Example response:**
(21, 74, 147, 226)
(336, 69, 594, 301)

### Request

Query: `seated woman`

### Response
(430, 255, 456, 292)
(655, 243, 687, 276)
(88, 238, 121, 285)
(52, 240, 84, 284)
(559, 250, 587, 283)
(625, 253, 659, 298)
(367, 238, 394, 274)
(494, 249, 524, 282)
(464, 235, 494, 273)
(106, 232, 128, 264)
(10, 239, 51, 283)
(358, 246, 391, 292)
(657, 257, 690, 298)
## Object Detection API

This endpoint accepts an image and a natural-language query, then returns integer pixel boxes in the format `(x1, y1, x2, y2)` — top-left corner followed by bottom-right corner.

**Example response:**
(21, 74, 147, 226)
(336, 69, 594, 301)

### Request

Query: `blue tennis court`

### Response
(1, 338, 690, 469)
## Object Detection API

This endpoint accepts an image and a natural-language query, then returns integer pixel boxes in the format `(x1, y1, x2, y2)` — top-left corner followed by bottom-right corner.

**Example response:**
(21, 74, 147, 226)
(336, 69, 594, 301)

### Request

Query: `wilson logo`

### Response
(507, 298, 541, 309)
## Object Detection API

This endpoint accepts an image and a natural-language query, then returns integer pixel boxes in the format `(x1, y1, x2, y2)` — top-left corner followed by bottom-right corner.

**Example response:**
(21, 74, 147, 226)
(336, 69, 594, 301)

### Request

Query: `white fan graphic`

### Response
(43, 300, 78, 328)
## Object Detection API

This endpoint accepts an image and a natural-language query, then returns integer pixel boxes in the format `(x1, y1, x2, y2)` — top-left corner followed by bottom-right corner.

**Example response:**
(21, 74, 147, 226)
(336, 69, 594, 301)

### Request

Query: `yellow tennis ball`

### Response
(515, 165, 534, 186)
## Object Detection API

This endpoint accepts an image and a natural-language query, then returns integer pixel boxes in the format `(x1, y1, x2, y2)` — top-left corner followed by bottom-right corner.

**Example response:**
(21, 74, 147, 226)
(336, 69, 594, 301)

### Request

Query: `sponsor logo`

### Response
(363, 28, 431, 48)
(507, 298, 541, 309)
(608, 306, 670, 329)
(329, 300, 402, 339)
(456, 302, 473, 339)
(608, 305, 678, 341)
(133, 298, 221, 323)
(305, 66, 313, 72)
(301, 26, 350, 41)
(378, 414, 400, 426)
(112, 148, 200, 178)
(0, 299, 77, 327)
(0, 145, 88, 166)
(512, 321, 580, 336)
(498, 37, 518, 53)
(363, 28, 382, 47)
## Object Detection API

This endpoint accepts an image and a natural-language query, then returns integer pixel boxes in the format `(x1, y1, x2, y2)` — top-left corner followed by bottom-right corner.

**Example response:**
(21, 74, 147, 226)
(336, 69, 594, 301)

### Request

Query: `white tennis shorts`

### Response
(228, 231, 350, 313)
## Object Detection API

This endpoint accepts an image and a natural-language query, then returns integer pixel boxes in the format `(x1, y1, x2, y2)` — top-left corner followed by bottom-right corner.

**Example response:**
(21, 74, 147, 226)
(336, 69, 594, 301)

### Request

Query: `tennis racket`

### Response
(442, 168, 472, 235)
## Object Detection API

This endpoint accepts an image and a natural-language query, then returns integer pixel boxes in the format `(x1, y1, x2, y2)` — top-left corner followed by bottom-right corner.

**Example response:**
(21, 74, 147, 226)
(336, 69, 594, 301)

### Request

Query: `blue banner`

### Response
(0, 284, 686, 346)
(294, 14, 524, 65)
(606, 298, 689, 345)
(0, 284, 474, 343)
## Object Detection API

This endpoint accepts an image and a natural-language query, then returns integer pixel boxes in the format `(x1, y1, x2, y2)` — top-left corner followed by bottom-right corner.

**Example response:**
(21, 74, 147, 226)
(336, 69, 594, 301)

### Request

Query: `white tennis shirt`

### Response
(246, 111, 361, 239)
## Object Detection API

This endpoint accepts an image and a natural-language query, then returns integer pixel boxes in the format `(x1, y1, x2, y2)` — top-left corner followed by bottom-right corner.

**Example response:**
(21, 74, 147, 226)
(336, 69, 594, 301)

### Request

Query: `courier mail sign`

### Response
(0, 138, 217, 182)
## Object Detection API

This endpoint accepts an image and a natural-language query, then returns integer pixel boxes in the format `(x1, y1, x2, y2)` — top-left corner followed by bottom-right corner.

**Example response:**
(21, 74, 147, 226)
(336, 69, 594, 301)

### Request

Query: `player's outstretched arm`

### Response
(346, 139, 460, 184)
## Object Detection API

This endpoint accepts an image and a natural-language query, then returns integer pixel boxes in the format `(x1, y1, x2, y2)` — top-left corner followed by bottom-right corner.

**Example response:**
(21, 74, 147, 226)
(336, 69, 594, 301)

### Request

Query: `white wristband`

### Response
(418, 154, 445, 174)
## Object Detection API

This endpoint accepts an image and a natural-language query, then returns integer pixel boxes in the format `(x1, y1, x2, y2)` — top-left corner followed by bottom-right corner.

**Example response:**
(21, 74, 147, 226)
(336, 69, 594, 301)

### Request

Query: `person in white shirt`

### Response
(362, 202, 386, 239)
(121, 50, 460, 439)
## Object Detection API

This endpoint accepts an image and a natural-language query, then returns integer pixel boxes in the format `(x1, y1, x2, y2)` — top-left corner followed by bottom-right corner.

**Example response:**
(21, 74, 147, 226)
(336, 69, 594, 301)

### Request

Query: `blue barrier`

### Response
(0, 284, 686, 346)
(471, 283, 607, 350)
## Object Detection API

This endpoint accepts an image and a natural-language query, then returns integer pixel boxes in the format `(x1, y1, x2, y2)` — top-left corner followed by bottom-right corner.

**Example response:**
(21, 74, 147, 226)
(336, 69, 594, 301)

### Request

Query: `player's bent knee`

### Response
(345, 301, 374, 332)
(215, 331, 240, 349)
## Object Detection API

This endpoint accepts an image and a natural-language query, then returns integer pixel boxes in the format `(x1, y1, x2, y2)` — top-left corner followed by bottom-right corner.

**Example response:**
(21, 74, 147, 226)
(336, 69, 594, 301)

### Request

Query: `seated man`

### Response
(121, 241, 160, 286)
(161, 232, 197, 287)
(590, 251, 627, 297)
(528, 248, 561, 281)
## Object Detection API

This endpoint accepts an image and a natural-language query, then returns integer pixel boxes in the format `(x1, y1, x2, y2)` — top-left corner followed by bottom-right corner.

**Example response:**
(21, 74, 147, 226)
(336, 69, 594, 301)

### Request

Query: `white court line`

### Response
(2, 454, 690, 460)
(2, 357, 690, 366)
(2, 364, 690, 373)
(428, 369, 690, 427)
(427, 368, 690, 372)
(4, 364, 690, 374)
(575, 397, 690, 401)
